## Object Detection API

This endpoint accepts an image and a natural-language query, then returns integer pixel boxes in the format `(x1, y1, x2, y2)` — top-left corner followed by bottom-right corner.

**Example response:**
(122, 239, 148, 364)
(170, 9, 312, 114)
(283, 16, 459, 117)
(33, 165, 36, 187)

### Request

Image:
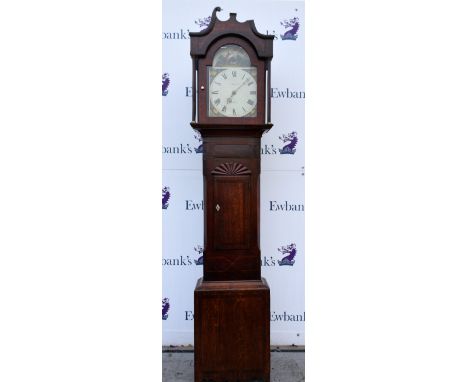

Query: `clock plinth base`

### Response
(194, 277, 270, 382)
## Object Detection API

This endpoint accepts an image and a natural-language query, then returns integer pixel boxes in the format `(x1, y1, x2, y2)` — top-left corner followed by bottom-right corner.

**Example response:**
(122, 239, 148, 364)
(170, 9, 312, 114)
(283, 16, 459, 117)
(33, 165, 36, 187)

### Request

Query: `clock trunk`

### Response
(203, 135, 261, 281)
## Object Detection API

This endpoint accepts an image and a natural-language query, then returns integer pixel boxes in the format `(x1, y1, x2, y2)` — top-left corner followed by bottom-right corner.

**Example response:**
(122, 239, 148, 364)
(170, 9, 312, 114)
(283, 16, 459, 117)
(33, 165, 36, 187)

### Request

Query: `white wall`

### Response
(162, 0, 305, 346)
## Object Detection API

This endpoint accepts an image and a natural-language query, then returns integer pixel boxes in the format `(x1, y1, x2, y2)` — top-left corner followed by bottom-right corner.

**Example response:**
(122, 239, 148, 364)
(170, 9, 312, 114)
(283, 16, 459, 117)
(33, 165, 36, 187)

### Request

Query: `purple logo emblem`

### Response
(195, 16, 211, 29)
(162, 298, 170, 320)
(280, 17, 300, 40)
(279, 131, 298, 154)
(162, 73, 170, 96)
(194, 245, 204, 265)
(278, 243, 297, 266)
(193, 131, 204, 154)
(162, 186, 171, 209)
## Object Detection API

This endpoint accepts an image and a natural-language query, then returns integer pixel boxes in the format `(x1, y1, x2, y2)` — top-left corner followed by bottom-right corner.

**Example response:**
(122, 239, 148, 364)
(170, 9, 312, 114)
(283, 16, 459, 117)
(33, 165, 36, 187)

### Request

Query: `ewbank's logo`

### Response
(195, 16, 211, 29)
(280, 17, 300, 40)
(162, 244, 203, 267)
(271, 311, 305, 322)
(278, 243, 297, 266)
(269, 200, 304, 211)
(261, 256, 277, 267)
(271, 88, 305, 99)
(162, 144, 193, 154)
(193, 131, 203, 154)
(162, 187, 170, 209)
(194, 245, 204, 265)
(162, 298, 170, 320)
(185, 200, 203, 210)
(162, 73, 170, 96)
(261, 132, 300, 156)
(184, 310, 305, 322)
(187, 86, 305, 99)
(162, 30, 189, 40)
(161, 131, 203, 156)
(279, 131, 298, 154)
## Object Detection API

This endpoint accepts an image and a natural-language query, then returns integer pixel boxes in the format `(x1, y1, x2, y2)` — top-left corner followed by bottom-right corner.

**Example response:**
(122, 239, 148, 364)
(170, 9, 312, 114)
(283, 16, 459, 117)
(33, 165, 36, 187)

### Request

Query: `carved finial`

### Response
(212, 6, 222, 21)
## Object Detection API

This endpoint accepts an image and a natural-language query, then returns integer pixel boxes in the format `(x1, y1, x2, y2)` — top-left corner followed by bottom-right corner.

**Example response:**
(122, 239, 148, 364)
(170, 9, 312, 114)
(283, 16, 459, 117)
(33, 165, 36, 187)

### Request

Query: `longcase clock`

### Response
(189, 7, 274, 382)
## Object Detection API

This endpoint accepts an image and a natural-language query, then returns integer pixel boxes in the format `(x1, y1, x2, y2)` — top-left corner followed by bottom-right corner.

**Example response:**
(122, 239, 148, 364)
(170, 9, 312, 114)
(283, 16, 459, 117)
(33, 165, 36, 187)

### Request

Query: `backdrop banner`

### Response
(162, 0, 304, 346)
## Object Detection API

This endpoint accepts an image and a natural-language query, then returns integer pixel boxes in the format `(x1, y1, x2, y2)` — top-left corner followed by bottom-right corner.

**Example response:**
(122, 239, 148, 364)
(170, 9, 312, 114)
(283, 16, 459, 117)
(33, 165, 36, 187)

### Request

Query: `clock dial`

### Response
(208, 68, 257, 117)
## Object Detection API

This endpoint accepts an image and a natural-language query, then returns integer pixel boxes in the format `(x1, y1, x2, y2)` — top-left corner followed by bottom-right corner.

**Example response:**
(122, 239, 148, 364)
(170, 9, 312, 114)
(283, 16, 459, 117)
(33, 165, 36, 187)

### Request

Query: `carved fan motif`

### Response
(212, 162, 251, 175)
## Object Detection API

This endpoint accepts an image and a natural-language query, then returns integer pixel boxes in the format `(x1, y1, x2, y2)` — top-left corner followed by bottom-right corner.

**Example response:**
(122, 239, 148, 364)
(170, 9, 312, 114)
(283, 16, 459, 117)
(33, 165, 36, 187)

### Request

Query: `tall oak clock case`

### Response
(189, 7, 274, 382)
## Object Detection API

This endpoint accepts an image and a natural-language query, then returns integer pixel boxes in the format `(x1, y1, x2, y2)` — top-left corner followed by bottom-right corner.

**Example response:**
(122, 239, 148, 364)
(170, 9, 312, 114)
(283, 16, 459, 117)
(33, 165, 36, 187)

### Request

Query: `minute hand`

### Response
(227, 79, 249, 103)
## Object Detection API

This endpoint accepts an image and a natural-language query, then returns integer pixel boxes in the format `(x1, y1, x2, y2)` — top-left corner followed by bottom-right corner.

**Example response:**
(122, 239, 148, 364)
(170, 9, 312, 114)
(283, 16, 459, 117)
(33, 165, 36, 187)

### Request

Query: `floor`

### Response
(162, 347, 305, 382)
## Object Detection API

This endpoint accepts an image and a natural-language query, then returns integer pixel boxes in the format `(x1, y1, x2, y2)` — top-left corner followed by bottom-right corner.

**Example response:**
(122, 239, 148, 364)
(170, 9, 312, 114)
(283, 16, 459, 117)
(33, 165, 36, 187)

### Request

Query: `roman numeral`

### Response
(232, 71, 237, 77)
(247, 99, 254, 105)
(215, 82, 221, 85)
(250, 91, 256, 95)
(211, 90, 219, 94)
(232, 108, 236, 116)
(222, 73, 227, 80)
(214, 98, 221, 105)
(222, 106, 226, 112)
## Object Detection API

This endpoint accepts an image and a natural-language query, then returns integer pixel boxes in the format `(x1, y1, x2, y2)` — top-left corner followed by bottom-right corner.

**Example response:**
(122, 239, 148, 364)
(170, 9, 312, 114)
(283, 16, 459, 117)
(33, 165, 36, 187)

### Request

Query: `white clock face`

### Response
(208, 68, 257, 118)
